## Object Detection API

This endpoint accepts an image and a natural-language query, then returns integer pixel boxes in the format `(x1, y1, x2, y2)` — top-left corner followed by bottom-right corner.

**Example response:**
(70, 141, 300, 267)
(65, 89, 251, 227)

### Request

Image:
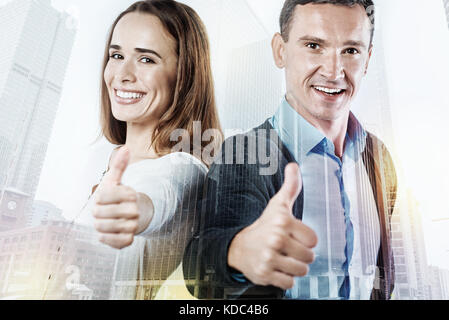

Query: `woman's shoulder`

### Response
(123, 152, 208, 193)
(164, 152, 207, 169)
(127, 152, 208, 175)
(157, 153, 208, 178)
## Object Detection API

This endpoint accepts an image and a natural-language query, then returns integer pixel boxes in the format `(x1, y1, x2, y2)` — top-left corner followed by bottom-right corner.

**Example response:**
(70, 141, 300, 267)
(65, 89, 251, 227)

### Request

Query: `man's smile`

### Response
(312, 85, 346, 96)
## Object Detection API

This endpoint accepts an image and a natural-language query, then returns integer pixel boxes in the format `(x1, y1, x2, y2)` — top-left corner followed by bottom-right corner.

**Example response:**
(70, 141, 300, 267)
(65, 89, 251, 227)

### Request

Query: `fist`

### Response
(228, 163, 318, 290)
(93, 147, 140, 249)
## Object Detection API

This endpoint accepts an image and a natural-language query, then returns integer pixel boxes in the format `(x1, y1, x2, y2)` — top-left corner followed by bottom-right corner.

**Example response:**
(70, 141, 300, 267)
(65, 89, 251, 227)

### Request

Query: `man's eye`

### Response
(345, 48, 359, 55)
(306, 43, 320, 50)
(141, 57, 155, 64)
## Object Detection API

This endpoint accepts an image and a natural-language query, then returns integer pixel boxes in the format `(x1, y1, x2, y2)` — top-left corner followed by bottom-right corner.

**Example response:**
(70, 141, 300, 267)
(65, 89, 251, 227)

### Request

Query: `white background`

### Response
(1, 0, 448, 268)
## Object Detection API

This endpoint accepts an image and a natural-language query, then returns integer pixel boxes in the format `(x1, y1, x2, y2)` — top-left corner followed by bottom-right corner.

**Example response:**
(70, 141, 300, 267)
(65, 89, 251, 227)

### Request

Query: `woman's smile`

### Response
(113, 88, 147, 105)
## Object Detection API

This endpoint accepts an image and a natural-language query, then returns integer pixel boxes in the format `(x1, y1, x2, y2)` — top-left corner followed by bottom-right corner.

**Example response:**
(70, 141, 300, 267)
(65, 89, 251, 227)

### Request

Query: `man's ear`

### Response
(272, 32, 286, 69)
(364, 45, 373, 75)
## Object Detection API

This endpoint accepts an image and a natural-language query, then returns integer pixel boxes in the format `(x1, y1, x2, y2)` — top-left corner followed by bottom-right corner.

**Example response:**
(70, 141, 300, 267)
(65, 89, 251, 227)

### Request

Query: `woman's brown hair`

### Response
(100, 0, 223, 166)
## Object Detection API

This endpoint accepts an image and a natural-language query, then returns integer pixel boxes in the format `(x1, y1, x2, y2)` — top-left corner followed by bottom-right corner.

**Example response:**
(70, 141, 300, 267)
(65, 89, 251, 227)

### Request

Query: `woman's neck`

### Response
(125, 121, 159, 165)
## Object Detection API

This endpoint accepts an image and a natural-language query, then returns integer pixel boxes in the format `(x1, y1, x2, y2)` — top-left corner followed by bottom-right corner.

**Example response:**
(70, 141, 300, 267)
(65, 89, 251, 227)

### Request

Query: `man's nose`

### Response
(117, 60, 137, 83)
(319, 51, 344, 81)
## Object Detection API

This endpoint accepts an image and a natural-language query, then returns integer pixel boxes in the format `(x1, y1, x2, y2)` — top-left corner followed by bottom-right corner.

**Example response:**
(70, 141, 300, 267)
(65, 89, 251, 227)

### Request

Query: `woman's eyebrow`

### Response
(134, 47, 162, 59)
(109, 44, 162, 59)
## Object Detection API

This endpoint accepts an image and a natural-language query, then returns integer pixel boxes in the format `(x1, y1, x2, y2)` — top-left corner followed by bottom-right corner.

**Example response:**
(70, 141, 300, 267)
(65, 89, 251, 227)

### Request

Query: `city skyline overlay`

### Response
(0, 0, 448, 300)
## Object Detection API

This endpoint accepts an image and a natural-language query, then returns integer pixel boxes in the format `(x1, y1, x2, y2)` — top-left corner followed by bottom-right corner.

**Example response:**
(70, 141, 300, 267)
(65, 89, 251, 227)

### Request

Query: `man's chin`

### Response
(309, 106, 349, 122)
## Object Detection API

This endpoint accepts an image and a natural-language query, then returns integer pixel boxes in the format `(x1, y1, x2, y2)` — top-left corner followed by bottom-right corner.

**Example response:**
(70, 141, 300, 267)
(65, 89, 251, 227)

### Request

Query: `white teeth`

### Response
(314, 86, 344, 94)
(116, 90, 144, 99)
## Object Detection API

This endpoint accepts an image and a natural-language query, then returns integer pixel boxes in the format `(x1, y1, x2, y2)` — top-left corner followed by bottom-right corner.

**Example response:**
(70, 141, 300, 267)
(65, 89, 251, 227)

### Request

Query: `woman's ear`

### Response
(272, 32, 286, 69)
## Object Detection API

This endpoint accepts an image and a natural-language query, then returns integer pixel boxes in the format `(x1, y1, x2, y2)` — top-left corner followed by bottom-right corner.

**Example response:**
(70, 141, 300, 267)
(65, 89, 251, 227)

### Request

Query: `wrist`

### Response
(135, 193, 154, 234)
(227, 229, 245, 273)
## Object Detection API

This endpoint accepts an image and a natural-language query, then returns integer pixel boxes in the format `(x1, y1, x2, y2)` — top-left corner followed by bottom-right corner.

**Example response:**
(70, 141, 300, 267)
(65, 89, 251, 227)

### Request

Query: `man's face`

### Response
(273, 3, 373, 122)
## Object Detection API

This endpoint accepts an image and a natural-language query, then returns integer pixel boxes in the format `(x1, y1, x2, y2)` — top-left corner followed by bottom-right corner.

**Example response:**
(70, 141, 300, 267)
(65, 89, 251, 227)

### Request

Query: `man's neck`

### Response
(312, 117, 348, 159)
(286, 97, 350, 159)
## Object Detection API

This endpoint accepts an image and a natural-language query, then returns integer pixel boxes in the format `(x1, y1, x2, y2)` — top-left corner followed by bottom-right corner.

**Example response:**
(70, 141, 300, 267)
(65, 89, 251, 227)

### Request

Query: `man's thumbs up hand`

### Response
(93, 147, 140, 249)
(272, 163, 302, 212)
(227, 163, 318, 290)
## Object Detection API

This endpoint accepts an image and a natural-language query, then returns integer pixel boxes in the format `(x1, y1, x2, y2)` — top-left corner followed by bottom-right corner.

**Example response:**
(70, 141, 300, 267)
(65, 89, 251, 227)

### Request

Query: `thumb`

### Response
(103, 146, 130, 186)
(276, 163, 303, 210)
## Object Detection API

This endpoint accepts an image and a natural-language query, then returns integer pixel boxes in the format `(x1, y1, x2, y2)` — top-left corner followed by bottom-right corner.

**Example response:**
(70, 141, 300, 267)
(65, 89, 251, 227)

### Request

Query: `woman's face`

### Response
(104, 12, 178, 126)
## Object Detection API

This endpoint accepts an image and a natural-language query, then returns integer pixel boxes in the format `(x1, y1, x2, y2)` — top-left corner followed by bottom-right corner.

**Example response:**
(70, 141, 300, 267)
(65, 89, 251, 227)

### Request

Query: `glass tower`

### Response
(0, 0, 76, 231)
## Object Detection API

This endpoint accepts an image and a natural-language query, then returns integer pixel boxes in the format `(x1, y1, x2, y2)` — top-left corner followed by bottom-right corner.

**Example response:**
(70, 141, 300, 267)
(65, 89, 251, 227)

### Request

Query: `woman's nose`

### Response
(117, 60, 137, 83)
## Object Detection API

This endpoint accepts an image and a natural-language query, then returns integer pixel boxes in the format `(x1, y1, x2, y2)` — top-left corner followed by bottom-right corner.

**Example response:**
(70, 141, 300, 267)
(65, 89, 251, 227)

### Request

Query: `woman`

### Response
(90, 0, 222, 300)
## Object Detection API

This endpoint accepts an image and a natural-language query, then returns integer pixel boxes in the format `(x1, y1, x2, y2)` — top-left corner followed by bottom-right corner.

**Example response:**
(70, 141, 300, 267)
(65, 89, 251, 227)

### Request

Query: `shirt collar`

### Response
(271, 97, 325, 163)
(345, 112, 367, 161)
(271, 97, 367, 163)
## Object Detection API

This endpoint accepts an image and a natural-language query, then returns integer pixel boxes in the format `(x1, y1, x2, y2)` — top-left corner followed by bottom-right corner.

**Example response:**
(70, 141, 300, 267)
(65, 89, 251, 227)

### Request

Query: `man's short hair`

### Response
(280, 0, 375, 45)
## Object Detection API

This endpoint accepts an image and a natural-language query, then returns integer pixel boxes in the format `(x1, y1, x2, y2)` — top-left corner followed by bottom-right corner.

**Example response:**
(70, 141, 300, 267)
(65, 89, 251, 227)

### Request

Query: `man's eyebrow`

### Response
(109, 44, 162, 59)
(343, 40, 367, 49)
(298, 37, 367, 49)
(298, 36, 328, 45)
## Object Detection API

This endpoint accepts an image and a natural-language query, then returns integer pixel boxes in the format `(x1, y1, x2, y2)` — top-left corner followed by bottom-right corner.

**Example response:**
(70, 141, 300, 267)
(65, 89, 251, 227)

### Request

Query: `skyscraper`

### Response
(29, 200, 63, 227)
(407, 191, 431, 299)
(184, 0, 278, 133)
(0, 0, 76, 231)
(222, 39, 284, 132)
(444, 0, 449, 28)
(390, 209, 414, 299)
(428, 266, 449, 300)
(0, 220, 116, 300)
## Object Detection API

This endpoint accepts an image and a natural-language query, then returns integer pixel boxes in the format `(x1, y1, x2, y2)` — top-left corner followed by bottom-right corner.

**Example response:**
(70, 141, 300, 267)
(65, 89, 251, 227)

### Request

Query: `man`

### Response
(183, 0, 396, 300)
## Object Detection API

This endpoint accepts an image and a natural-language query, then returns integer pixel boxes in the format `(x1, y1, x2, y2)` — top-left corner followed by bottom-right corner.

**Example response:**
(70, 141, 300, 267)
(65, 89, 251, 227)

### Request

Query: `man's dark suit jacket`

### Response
(183, 119, 397, 300)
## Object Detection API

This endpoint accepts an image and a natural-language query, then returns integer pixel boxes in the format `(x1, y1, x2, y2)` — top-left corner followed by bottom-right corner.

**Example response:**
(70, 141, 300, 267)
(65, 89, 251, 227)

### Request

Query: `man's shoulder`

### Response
(222, 119, 274, 142)
(219, 120, 278, 153)
(364, 131, 393, 161)
(211, 119, 293, 177)
(366, 131, 385, 147)
(364, 131, 397, 185)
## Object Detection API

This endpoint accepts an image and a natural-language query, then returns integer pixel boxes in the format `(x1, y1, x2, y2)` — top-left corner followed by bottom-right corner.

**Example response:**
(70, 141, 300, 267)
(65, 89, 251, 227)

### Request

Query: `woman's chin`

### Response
(111, 111, 134, 123)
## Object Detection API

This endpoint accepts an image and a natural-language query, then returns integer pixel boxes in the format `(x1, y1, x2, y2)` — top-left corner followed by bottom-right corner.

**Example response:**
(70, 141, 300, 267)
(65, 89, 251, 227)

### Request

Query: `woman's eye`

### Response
(109, 53, 123, 60)
(141, 57, 155, 64)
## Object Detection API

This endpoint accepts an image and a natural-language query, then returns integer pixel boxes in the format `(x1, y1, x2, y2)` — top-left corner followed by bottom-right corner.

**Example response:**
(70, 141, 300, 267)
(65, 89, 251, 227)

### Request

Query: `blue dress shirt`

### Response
(269, 98, 380, 300)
